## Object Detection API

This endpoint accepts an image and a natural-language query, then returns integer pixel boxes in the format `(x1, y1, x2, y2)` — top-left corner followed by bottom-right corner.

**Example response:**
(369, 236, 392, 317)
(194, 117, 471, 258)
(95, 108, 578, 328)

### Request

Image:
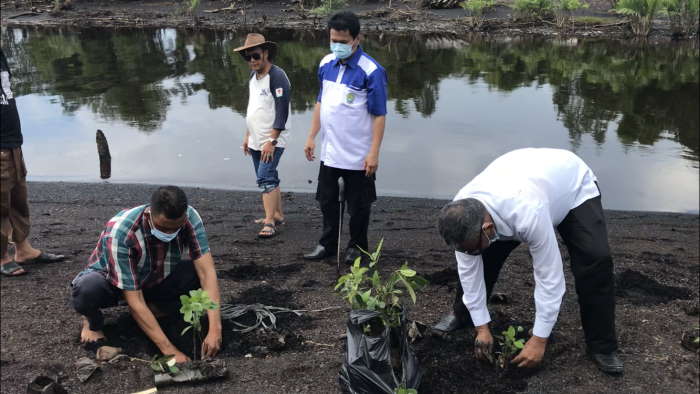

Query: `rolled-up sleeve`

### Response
(186, 207, 210, 260)
(457, 251, 491, 327)
(524, 205, 566, 338)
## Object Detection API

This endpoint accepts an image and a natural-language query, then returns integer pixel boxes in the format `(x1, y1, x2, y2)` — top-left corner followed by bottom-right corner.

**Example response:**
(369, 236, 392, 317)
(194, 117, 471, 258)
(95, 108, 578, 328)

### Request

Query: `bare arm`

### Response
(243, 130, 250, 155)
(364, 115, 386, 176)
(193, 252, 223, 358)
(123, 290, 189, 362)
(304, 102, 322, 161)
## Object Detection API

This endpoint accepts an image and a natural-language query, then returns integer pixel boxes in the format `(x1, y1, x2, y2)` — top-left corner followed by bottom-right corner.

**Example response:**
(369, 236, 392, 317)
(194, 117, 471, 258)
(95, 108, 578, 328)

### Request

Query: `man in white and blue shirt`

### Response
(303, 11, 388, 263)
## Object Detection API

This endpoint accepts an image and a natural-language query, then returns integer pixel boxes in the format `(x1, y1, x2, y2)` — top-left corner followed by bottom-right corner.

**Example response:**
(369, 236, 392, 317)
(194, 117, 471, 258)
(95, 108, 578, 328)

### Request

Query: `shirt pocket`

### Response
(341, 86, 368, 109)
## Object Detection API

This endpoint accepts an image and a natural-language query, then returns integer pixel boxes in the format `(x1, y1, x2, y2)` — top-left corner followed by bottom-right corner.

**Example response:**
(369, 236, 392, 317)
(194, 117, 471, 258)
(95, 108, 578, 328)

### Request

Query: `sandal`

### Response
(18, 252, 65, 265)
(1, 261, 27, 276)
(254, 218, 285, 226)
(257, 223, 277, 239)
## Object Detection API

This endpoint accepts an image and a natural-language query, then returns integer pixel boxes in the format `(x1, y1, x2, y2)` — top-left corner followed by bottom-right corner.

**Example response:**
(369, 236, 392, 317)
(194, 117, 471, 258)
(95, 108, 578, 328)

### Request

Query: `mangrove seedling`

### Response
(150, 354, 180, 375)
(335, 238, 429, 329)
(497, 325, 525, 368)
(394, 386, 418, 394)
(180, 288, 219, 360)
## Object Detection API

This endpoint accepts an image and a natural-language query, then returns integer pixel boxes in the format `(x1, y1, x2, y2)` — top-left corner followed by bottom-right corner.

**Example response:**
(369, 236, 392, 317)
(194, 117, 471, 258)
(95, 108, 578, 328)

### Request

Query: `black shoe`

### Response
(432, 312, 470, 333)
(344, 247, 363, 265)
(303, 244, 332, 260)
(589, 351, 624, 375)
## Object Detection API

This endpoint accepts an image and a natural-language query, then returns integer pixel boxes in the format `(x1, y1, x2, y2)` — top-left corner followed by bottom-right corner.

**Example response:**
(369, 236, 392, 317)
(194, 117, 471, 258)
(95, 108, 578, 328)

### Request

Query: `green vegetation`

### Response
(394, 386, 419, 394)
(180, 289, 219, 360)
(335, 239, 428, 329)
(150, 354, 180, 374)
(311, 0, 348, 16)
(615, 0, 665, 36)
(185, 0, 201, 24)
(552, 0, 589, 28)
(666, 0, 700, 35)
(496, 325, 525, 368)
(512, 0, 553, 20)
(460, 0, 495, 29)
(573, 15, 613, 24)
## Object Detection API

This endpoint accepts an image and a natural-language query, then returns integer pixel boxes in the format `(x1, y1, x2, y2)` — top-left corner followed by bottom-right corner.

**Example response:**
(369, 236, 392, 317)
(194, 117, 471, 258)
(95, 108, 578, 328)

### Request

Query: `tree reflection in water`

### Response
(1, 27, 697, 163)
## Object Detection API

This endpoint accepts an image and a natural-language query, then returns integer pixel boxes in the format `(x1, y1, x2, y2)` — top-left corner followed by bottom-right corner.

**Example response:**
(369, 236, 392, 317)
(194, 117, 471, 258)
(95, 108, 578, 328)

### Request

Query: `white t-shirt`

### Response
(245, 66, 292, 151)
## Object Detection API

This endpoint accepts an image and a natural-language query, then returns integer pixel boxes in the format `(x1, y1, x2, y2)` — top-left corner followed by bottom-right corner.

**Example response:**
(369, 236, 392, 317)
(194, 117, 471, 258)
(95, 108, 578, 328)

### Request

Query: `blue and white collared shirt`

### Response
(317, 46, 388, 171)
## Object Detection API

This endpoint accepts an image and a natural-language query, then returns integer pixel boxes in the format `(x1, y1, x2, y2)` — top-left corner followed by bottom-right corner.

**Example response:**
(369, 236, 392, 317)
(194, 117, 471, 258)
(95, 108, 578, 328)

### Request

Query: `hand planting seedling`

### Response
(180, 288, 219, 360)
(335, 238, 428, 329)
(496, 325, 525, 368)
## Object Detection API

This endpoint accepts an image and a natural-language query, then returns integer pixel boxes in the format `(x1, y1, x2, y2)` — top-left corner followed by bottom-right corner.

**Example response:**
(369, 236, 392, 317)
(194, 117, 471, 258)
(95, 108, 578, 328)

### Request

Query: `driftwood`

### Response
(96, 129, 111, 179)
(8, 12, 40, 19)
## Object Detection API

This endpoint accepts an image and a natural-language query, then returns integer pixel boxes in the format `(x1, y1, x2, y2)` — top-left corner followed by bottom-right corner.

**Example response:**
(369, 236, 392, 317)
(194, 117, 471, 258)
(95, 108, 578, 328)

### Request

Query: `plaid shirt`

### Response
(84, 205, 210, 290)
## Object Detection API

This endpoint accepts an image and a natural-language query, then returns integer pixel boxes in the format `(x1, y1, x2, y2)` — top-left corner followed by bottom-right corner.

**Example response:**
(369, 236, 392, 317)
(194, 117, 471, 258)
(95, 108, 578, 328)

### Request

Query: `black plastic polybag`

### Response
(338, 310, 422, 393)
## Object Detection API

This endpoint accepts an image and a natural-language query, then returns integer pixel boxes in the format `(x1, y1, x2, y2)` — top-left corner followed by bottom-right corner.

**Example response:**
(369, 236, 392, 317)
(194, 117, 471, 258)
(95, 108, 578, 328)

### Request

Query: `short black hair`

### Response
(328, 11, 361, 38)
(438, 198, 485, 248)
(151, 186, 188, 219)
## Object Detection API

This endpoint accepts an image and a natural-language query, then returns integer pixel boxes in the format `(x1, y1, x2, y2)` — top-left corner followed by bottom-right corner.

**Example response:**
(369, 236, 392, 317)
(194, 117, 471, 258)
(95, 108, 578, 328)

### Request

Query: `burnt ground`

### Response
(0, 182, 698, 393)
(0, 0, 694, 42)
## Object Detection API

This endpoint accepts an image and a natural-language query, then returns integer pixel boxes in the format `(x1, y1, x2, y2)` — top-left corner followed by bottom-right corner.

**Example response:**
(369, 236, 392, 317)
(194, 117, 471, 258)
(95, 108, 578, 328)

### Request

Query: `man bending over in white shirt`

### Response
(434, 148, 623, 375)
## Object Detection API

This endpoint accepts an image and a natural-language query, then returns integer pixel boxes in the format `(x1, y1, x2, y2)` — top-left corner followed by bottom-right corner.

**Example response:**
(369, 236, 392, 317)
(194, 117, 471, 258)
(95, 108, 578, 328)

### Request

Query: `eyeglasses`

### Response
(242, 52, 262, 62)
(456, 226, 499, 256)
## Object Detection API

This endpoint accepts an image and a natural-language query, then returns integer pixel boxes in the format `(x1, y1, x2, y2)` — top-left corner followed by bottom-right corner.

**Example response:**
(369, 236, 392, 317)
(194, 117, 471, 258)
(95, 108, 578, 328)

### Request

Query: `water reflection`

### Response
(1, 27, 698, 212)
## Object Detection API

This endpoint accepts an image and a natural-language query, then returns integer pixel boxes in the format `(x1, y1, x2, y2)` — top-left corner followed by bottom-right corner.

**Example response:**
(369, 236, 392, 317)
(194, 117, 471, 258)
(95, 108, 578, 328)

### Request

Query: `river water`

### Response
(1, 27, 698, 213)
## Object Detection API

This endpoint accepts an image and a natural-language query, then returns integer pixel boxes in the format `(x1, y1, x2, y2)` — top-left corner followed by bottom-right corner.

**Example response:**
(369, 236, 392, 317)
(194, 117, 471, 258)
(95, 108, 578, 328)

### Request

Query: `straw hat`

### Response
(233, 33, 277, 58)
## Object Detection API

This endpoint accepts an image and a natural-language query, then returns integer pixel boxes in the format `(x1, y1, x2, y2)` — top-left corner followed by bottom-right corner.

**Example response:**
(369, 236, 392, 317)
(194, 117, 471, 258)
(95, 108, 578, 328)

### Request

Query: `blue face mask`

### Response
(149, 215, 181, 243)
(330, 42, 354, 60)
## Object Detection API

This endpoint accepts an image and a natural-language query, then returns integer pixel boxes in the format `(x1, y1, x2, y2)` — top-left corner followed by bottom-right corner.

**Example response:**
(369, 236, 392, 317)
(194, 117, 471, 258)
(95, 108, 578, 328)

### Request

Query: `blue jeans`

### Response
(250, 147, 284, 193)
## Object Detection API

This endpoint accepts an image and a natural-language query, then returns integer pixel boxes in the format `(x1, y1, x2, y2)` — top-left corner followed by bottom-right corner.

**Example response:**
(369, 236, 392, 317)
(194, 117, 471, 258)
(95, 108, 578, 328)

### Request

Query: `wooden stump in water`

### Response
(96, 129, 111, 179)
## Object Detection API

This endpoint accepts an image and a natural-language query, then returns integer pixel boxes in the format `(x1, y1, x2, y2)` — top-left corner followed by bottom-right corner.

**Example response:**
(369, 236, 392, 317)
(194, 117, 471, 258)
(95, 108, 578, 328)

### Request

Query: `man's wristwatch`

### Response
(270, 139, 278, 146)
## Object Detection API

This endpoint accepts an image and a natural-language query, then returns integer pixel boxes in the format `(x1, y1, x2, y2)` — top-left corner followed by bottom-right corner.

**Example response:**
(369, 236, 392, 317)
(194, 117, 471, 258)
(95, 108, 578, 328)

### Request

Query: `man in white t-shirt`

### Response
(234, 34, 292, 238)
(435, 148, 623, 375)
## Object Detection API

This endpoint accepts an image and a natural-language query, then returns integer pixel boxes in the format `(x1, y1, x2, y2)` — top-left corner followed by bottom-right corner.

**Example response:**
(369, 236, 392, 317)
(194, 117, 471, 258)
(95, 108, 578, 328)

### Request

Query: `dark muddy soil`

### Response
(0, 0, 693, 42)
(0, 182, 698, 393)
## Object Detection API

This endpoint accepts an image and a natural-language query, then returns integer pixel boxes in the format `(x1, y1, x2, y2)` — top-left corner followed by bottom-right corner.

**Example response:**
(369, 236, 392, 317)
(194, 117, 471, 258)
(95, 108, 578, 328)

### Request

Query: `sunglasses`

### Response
(242, 52, 262, 62)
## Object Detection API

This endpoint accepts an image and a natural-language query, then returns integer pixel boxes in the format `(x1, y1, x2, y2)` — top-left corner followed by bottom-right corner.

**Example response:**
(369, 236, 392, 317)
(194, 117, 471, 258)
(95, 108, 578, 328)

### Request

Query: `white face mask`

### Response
(149, 215, 181, 243)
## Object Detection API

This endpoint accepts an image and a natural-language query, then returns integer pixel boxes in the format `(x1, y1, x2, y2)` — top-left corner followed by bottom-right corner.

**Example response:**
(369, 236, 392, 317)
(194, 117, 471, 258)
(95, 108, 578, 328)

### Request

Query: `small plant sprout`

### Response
(335, 238, 428, 329)
(150, 354, 180, 375)
(180, 288, 219, 360)
(394, 385, 418, 394)
(497, 325, 525, 368)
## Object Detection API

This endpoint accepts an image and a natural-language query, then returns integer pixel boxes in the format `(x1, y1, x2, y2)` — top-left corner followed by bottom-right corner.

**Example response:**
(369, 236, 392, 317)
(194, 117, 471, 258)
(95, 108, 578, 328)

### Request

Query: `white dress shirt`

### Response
(454, 148, 600, 338)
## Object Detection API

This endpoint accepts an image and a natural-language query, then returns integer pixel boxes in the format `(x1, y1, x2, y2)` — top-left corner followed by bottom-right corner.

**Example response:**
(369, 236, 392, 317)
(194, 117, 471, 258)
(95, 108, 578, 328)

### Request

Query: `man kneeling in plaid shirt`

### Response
(71, 186, 222, 363)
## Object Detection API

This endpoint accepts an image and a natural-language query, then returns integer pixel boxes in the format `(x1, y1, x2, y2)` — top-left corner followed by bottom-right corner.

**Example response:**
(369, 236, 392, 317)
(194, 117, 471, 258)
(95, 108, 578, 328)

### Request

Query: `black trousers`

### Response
(315, 162, 377, 252)
(452, 195, 618, 354)
(71, 260, 201, 331)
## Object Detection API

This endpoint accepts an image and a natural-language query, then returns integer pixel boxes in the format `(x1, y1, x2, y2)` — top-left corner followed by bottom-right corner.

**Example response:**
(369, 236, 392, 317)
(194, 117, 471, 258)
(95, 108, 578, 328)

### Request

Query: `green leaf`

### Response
(399, 265, 416, 277)
(399, 277, 417, 304)
(169, 365, 180, 374)
(507, 326, 516, 338)
(514, 340, 525, 349)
